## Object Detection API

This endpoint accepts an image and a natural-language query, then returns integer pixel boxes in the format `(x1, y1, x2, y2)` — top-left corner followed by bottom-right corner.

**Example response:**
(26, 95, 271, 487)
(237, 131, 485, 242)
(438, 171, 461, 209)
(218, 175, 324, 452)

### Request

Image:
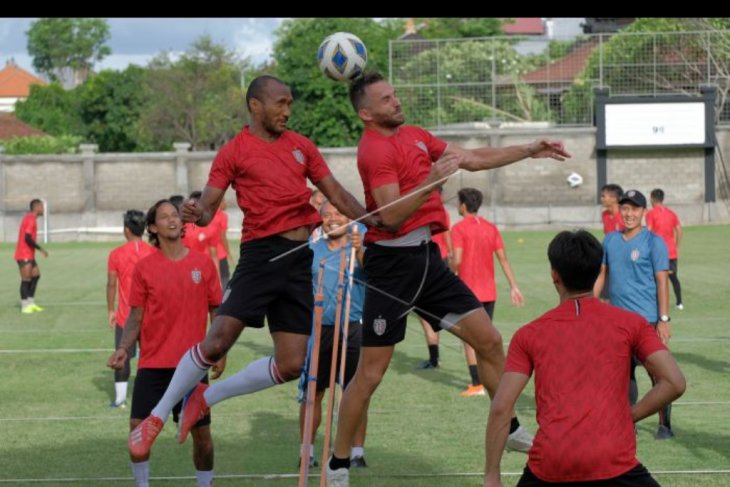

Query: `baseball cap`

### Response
(619, 189, 647, 208)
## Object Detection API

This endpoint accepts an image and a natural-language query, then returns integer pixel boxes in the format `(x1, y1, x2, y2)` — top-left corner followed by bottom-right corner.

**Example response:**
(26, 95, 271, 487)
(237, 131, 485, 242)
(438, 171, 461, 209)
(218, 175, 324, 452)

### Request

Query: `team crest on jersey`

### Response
(630, 249, 641, 262)
(415, 140, 428, 154)
(191, 268, 202, 284)
(373, 317, 387, 336)
(292, 149, 305, 164)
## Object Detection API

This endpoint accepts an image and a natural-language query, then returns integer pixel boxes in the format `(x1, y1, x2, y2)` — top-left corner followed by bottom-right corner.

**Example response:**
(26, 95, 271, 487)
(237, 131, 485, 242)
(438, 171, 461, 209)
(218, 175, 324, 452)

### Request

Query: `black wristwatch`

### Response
(659, 315, 671, 323)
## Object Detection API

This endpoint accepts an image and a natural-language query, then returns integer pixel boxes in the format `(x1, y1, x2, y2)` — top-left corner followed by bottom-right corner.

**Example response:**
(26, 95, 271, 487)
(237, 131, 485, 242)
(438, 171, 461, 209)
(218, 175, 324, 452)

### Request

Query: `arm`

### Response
(655, 270, 671, 343)
(182, 186, 226, 226)
(452, 247, 463, 274)
(674, 223, 682, 250)
(369, 153, 461, 233)
(25, 233, 48, 257)
(350, 226, 365, 266)
(445, 139, 570, 172)
(495, 248, 523, 306)
(593, 264, 607, 297)
(107, 307, 143, 369)
(484, 372, 531, 487)
(106, 271, 118, 329)
(632, 350, 685, 422)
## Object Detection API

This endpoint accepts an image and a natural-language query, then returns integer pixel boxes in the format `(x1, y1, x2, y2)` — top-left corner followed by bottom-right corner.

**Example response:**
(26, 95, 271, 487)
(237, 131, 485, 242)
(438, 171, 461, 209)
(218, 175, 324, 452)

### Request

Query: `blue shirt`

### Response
(309, 224, 367, 325)
(603, 228, 669, 323)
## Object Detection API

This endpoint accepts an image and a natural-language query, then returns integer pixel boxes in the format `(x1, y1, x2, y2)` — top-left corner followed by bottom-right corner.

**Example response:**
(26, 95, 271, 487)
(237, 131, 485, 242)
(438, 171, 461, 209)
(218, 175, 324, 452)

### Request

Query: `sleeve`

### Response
(206, 143, 236, 190)
(303, 137, 333, 185)
(358, 138, 399, 189)
(205, 258, 223, 306)
(128, 263, 147, 308)
(451, 223, 463, 250)
(492, 225, 505, 251)
(633, 316, 668, 362)
(650, 233, 670, 272)
(420, 127, 448, 160)
(504, 327, 534, 376)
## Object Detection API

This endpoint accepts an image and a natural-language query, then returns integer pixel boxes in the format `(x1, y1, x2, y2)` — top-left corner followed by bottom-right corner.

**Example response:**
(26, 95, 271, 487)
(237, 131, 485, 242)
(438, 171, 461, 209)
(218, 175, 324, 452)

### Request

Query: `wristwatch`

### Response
(659, 315, 671, 323)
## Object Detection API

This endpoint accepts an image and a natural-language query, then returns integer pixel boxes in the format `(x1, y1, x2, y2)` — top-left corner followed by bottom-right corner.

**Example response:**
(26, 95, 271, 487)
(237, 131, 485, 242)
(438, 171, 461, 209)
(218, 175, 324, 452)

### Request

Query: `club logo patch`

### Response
(630, 249, 640, 262)
(292, 149, 305, 164)
(415, 141, 428, 154)
(191, 269, 202, 284)
(373, 317, 387, 336)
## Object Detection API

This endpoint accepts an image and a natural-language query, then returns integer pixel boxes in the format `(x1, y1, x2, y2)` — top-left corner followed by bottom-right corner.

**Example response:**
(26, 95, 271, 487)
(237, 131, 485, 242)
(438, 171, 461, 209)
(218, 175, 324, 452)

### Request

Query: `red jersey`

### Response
(357, 126, 448, 244)
(210, 209, 229, 259)
(207, 126, 332, 242)
(182, 223, 220, 257)
(129, 249, 222, 368)
(646, 205, 680, 259)
(602, 208, 624, 235)
(432, 211, 451, 259)
(14, 212, 38, 260)
(506, 298, 667, 482)
(451, 215, 503, 302)
(107, 240, 156, 327)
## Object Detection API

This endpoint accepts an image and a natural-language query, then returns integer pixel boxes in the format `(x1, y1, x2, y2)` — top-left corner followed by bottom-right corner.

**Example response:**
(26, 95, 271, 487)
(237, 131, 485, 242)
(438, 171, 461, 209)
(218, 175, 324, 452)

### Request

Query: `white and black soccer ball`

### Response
(566, 172, 584, 188)
(317, 32, 367, 82)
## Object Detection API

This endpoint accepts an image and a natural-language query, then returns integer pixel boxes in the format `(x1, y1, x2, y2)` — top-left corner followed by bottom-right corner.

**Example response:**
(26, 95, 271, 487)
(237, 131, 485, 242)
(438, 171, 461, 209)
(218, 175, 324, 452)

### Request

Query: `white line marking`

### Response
(0, 349, 111, 354)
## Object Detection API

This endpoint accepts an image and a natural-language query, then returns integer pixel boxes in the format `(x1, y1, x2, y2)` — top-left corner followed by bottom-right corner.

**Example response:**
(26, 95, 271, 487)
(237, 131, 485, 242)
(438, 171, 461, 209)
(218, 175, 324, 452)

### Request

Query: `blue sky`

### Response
(0, 18, 285, 76)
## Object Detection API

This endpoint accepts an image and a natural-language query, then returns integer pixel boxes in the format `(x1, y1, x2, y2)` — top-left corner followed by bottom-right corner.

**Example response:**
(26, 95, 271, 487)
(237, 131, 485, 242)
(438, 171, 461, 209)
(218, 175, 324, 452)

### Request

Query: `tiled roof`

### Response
(0, 62, 46, 97)
(501, 18, 545, 35)
(0, 114, 46, 140)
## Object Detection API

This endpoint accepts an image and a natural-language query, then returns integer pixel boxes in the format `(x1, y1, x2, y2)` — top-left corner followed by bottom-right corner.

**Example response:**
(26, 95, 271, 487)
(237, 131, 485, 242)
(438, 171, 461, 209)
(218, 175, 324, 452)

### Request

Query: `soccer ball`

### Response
(317, 32, 367, 82)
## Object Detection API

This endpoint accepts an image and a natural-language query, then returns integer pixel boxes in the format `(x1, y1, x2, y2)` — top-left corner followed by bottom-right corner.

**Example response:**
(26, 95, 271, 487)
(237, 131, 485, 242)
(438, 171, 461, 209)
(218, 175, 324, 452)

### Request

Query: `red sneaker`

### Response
(178, 383, 210, 444)
(129, 415, 164, 458)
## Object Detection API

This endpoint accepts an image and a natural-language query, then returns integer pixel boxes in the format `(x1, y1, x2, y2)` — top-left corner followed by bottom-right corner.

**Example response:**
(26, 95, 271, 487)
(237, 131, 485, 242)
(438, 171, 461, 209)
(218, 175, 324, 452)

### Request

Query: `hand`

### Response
(41, 249, 48, 258)
(427, 153, 461, 187)
(526, 140, 571, 161)
(657, 322, 672, 344)
(108, 310, 116, 329)
(510, 287, 524, 307)
(211, 355, 227, 380)
(350, 228, 363, 251)
(182, 199, 203, 224)
(107, 348, 128, 370)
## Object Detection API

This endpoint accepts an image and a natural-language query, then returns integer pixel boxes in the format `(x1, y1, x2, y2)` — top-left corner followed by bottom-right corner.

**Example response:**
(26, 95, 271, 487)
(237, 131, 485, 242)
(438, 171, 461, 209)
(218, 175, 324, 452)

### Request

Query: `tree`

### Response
(79, 66, 147, 152)
(414, 18, 502, 39)
(26, 18, 111, 87)
(273, 18, 401, 147)
(14, 82, 85, 137)
(137, 36, 250, 151)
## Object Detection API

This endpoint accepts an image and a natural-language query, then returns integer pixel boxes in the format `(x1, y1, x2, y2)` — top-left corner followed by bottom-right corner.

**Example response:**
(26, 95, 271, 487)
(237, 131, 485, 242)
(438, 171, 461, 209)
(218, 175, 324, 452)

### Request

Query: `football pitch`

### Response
(1, 225, 729, 486)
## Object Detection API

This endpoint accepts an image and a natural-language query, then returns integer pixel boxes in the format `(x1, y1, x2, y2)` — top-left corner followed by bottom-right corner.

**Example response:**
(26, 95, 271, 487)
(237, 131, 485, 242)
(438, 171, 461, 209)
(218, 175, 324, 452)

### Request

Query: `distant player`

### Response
(598, 183, 624, 303)
(15, 198, 48, 314)
(209, 198, 233, 288)
(107, 199, 223, 487)
(450, 188, 524, 397)
(647, 188, 683, 310)
(106, 210, 155, 408)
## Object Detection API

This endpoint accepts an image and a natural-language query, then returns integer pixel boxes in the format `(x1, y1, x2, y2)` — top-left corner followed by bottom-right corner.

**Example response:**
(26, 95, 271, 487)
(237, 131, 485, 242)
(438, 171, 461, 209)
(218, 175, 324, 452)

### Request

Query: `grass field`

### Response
(1, 225, 729, 486)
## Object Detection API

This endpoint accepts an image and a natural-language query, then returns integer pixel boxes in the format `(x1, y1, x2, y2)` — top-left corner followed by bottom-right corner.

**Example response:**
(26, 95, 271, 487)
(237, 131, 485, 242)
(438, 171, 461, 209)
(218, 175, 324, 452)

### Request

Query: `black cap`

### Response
(619, 189, 647, 208)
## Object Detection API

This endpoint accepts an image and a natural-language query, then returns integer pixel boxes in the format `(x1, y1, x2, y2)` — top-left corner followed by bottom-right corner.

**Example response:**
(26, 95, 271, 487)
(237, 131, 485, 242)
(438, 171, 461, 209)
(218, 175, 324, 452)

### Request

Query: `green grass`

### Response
(1, 226, 729, 486)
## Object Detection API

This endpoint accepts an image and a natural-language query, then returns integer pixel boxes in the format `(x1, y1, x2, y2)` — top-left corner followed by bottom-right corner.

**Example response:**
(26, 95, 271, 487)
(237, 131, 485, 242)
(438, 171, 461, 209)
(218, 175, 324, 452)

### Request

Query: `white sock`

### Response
(351, 446, 364, 459)
(130, 461, 149, 487)
(114, 382, 128, 404)
(204, 356, 281, 407)
(196, 469, 214, 487)
(150, 347, 209, 422)
(300, 443, 316, 459)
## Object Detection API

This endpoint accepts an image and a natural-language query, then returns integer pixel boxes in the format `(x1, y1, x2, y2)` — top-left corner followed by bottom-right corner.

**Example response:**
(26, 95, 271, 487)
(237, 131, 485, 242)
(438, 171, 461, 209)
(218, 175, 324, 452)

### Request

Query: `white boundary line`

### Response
(0, 349, 111, 353)
(1, 469, 729, 483)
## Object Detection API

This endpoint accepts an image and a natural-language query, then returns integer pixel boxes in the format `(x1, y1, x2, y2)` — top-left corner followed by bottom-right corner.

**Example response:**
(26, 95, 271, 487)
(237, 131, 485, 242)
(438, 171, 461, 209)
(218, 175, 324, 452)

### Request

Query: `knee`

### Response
(353, 368, 384, 396)
(473, 328, 504, 358)
(276, 355, 306, 381)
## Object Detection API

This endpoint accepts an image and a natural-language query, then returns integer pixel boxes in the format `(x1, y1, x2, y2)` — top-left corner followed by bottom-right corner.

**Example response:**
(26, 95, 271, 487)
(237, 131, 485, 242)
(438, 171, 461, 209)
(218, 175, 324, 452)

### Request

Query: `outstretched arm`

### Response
(446, 139, 571, 172)
(182, 186, 226, 226)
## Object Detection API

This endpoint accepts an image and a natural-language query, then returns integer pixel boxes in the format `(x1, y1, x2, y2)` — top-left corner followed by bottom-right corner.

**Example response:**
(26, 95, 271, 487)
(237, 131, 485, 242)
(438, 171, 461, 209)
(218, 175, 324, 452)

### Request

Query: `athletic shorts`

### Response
(482, 301, 495, 320)
(16, 259, 37, 268)
(361, 241, 481, 347)
(669, 259, 678, 274)
(218, 235, 313, 334)
(131, 368, 210, 426)
(517, 464, 660, 486)
(219, 258, 230, 289)
(114, 325, 137, 359)
(315, 322, 362, 392)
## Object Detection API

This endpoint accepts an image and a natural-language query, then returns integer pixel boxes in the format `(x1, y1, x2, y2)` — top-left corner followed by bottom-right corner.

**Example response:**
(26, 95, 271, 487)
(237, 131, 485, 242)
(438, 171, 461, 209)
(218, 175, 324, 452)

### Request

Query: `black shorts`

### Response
(131, 368, 210, 427)
(669, 259, 678, 274)
(16, 259, 37, 269)
(362, 242, 481, 347)
(219, 235, 313, 334)
(315, 322, 362, 392)
(482, 301, 495, 320)
(517, 464, 660, 487)
(219, 258, 230, 288)
(114, 325, 137, 359)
